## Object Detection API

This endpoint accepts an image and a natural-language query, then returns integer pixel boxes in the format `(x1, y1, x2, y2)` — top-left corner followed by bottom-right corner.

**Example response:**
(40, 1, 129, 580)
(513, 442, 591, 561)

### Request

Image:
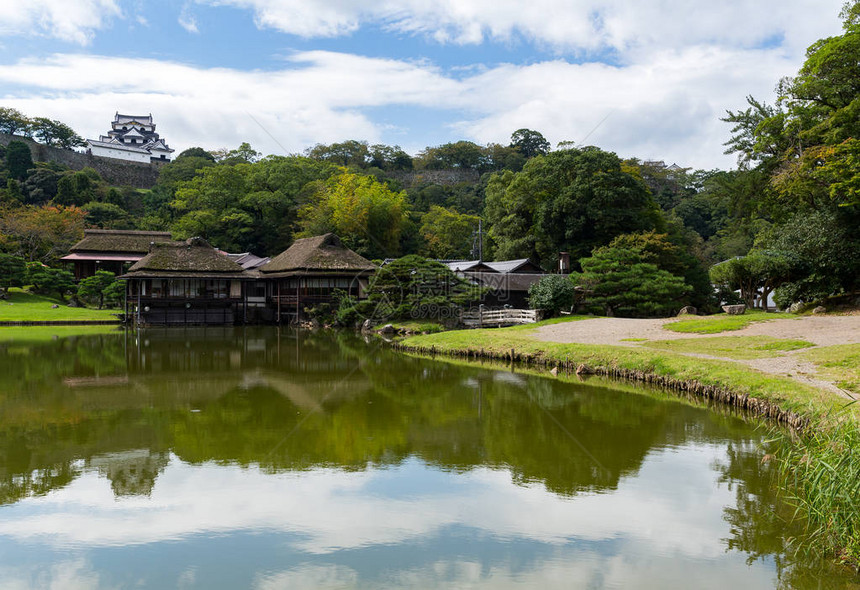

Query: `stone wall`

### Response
(0, 133, 160, 189)
(390, 168, 481, 187)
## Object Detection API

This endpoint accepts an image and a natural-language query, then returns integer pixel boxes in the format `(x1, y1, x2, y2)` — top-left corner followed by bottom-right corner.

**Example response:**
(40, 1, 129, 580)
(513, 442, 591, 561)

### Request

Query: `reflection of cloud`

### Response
(255, 564, 358, 590)
(2, 445, 739, 561)
(0, 558, 102, 590)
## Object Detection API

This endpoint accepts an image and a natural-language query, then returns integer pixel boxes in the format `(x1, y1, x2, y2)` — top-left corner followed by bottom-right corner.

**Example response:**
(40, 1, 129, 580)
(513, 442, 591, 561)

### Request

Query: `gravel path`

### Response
(533, 314, 860, 399)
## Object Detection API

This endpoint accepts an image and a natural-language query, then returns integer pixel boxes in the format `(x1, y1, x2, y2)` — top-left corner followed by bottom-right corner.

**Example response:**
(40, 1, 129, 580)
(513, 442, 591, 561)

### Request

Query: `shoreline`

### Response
(392, 340, 811, 430)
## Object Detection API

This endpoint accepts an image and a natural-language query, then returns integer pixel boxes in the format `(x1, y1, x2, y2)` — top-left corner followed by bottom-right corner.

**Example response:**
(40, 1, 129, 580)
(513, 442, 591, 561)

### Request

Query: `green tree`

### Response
(5, 141, 33, 181)
(484, 147, 662, 265)
(572, 246, 692, 317)
(25, 262, 76, 301)
(30, 118, 85, 149)
(368, 144, 413, 170)
(527, 274, 575, 315)
(82, 201, 132, 229)
(176, 147, 216, 162)
(212, 142, 261, 164)
(510, 129, 550, 158)
(307, 140, 371, 168)
(77, 270, 119, 309)
(419, 206, 480, 259)
(0, 253, 26, 288)
(23, 169, 62, 204)
(298, 171, 409, 259)
(171, 156, 338, 254)
(415, 141, 486, 170)
(759, 210, 860, 307)
(0, 107, 30, 136)
(709, 251, 798, 309)
(340, 255, 480, 324)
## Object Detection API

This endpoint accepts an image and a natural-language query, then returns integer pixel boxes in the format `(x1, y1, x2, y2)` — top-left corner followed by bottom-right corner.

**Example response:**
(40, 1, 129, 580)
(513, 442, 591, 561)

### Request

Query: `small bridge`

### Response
(461, 308, 539, 328)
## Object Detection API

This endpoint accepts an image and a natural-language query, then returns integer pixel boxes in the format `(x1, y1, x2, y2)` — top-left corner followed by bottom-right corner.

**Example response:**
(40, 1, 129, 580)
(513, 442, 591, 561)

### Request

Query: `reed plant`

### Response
(772, 406, 860, 565)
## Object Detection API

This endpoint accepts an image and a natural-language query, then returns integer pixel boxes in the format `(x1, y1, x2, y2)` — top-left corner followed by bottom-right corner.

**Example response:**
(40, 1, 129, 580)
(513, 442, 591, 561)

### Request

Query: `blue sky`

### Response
(0, 0, 847, 169)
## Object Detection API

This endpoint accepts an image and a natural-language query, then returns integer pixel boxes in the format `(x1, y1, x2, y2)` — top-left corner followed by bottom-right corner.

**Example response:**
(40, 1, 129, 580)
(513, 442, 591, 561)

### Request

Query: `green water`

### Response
(0, 327, 856, 589)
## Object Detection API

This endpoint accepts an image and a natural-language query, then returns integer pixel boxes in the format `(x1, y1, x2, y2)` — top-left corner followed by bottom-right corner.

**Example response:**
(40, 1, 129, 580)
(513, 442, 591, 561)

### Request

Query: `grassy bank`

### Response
(0, 288, 120, 322)
(398, 321, 860, 564)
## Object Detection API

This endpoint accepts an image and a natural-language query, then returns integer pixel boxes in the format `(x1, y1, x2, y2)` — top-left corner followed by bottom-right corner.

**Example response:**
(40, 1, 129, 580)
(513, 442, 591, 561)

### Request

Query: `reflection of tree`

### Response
(89, 450, 170, 497)
(715, 440, 855, 588)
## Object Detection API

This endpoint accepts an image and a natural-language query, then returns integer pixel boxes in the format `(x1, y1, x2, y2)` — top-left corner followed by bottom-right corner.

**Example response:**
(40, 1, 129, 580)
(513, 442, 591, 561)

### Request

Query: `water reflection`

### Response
(0, 328, 855, 589)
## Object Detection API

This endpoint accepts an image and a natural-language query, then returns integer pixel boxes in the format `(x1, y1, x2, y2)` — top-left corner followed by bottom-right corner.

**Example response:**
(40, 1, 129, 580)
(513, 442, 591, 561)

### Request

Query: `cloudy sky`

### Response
(0, 0, 847, 169)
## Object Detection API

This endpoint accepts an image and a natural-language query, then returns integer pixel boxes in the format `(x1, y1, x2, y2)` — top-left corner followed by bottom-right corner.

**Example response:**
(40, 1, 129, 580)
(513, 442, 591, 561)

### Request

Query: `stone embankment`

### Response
(0, 132, 160, 188)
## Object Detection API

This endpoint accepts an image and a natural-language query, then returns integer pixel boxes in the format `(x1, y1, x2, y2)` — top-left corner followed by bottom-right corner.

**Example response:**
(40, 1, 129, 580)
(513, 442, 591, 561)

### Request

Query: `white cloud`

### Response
(201, 0, 843, 56)
(179, 3, 200, 34)
(0, 0, 121, 45)
(0, 42, 812, 168)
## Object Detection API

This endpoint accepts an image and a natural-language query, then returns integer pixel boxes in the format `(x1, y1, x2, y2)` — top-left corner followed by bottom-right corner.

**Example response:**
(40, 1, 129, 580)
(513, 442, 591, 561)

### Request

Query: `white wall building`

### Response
(86, 113, 174, 164)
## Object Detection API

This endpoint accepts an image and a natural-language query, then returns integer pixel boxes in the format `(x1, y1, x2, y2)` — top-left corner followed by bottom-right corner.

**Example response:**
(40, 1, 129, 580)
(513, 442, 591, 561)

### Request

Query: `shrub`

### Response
(528, 274, 575, 315)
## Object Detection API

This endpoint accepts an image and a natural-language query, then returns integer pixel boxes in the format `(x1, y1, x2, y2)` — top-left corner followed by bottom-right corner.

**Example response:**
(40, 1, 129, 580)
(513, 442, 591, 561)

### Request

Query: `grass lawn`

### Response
(664, 310, 794, 334)
(638, 335, 815, 360)
(798, 344, 860, 396)
(0, 288, 120, 322)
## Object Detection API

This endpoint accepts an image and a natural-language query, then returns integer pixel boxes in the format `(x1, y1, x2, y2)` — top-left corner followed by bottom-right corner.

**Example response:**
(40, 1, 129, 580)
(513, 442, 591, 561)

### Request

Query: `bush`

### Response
(528, 274, 575, 315)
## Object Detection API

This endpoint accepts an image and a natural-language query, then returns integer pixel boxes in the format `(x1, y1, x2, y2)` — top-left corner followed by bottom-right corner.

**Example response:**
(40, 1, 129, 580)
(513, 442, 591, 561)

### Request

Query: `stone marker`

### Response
(721, 304, 746, 315)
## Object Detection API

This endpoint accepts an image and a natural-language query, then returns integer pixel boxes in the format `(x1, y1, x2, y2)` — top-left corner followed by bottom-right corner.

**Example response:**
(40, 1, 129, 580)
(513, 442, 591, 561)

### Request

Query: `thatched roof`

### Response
(70, 229, 180, 254)
(260, 234, 376, 275)
(121, 237, 249, 279)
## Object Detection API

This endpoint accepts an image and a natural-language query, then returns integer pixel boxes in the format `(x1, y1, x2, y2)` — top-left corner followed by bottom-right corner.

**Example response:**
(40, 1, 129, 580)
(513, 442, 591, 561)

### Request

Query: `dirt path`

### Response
(533, 315, 860, 400)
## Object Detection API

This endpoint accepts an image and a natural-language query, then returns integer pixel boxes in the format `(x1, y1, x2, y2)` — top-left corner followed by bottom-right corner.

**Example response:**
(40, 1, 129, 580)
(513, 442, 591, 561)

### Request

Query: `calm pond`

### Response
(0, 327, 856, 589)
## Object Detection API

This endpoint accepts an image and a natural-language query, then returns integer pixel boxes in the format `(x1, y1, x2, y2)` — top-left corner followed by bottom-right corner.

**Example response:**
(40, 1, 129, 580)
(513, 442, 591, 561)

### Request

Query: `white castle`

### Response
(86, 113, 174, 164)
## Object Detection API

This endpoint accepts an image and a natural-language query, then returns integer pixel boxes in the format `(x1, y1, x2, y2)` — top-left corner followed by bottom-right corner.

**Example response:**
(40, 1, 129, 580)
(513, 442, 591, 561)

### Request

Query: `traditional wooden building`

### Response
(62, 229, 180, 280)
(257, 234, 376, 322)
(121, 238, 251, 325)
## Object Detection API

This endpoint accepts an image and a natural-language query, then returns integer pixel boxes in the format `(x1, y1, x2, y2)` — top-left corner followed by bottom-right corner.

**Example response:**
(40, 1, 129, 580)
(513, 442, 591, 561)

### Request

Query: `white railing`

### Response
(461, 308, 539, 328)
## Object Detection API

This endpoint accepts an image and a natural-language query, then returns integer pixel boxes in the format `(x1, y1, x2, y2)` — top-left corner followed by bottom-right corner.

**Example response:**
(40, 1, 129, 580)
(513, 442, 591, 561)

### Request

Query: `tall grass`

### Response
(772, 406, 860, 565)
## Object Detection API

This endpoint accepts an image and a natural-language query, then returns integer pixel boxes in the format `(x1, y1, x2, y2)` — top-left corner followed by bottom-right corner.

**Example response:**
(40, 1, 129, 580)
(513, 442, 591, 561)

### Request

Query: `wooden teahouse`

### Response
(258, 233, 376, 322)
(62, 229, 180, 280)
(121, 237, 251, 325)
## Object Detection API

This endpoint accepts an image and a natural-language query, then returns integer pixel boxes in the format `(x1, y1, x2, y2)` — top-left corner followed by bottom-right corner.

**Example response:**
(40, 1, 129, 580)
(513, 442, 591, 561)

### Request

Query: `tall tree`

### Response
(484, 147, 663, 265)
(510, 129, 550, 159)
(419, 206, 481, 259)
(0, 107, 30, 136)
(5, 141, 33, 181)
(297, 171, 409, 259)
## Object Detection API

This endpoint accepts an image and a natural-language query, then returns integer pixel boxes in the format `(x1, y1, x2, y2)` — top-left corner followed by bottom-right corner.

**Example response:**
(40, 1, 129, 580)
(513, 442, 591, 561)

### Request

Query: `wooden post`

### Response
(277, 280, 281, 325)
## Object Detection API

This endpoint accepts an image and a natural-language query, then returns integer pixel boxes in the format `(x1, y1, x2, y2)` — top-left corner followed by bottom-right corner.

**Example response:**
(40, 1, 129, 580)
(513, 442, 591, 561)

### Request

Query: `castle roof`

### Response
(114, 113, 153, 125)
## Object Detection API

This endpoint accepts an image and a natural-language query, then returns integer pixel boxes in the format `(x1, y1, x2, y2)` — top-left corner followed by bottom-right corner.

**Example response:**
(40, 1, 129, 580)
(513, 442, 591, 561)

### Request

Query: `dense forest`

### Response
(0, 1, 857, 315)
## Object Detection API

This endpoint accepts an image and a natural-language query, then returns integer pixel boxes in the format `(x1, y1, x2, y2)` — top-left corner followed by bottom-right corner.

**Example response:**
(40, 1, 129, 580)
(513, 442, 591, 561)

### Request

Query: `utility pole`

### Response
(472, 218, 485, 262)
